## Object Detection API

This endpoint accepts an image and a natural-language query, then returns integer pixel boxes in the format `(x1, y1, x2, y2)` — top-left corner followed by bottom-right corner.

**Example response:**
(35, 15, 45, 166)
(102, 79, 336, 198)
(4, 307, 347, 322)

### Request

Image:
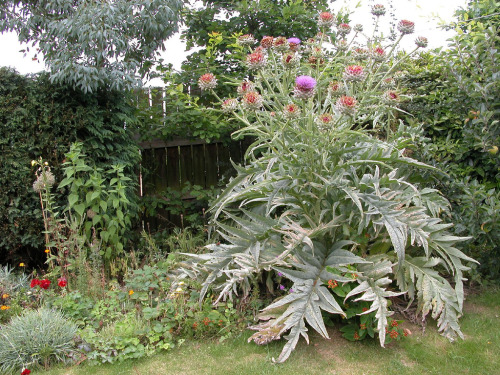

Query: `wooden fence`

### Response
(138, 136, 252, 230)
(135, 87, 253, 230)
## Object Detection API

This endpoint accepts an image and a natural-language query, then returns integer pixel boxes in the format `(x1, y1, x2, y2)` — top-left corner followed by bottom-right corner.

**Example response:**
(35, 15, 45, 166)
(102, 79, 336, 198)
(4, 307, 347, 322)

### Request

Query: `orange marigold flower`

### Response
(1, 305, 10, 310)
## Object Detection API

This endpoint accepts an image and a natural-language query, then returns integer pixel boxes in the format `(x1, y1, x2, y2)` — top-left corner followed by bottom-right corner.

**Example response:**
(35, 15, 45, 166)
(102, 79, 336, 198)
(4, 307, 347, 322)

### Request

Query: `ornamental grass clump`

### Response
(0, 308, 77, 373)
(186, 7, 475, 363)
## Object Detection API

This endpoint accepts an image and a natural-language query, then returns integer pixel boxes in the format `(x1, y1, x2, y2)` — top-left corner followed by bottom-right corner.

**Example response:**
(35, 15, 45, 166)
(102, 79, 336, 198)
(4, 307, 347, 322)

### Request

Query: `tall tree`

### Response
(0, 0, 184, 92)
(179, 0, 334, 96)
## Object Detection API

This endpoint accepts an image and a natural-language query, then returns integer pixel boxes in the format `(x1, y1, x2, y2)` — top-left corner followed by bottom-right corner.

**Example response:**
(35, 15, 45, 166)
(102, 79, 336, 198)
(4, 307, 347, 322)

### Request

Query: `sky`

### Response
(0, 0, 468, 84)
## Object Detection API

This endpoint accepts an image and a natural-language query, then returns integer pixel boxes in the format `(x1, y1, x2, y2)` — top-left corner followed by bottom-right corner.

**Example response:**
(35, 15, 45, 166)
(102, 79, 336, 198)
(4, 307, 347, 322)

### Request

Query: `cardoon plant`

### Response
(183, 8, 476, 363)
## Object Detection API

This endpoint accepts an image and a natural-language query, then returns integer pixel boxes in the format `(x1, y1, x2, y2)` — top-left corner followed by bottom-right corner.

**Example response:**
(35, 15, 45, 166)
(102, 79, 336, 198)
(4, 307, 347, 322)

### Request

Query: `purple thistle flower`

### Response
(288, 37, 301, 44)
(277, 272, 283, 277)
(279, 284, 285, 290)
(295, 75, 316, 90)
(289, 288, 294, 293)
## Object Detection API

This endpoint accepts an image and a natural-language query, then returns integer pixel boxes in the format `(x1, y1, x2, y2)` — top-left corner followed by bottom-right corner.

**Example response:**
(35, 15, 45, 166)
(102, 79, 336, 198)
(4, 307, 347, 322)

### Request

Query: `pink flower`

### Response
(338, 23, 351, 35)
(294, 75, 317, 99)
(283, 103, 301, 119)
(242, 91, 263, 110)
(343, 65, 365, 82)
(397, 20, 415, 35)
(335, 96, 358, 115)
(372, 47, 386, 61)
(295, 75, 316, 91)
(246, 51, 267, 70)
(221, 98, 238, 112)
(318, 12, 335, 28)
(237, 80, 255, 96)
(198, 73, 217, 91)
(415, 36, 428, 48)
(272, 36, 288, 52)
(371, 4, 386, 17)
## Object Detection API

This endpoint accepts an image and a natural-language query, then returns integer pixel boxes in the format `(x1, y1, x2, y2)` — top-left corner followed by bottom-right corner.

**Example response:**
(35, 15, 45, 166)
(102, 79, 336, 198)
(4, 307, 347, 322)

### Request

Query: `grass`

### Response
(41, 287, 500, 375)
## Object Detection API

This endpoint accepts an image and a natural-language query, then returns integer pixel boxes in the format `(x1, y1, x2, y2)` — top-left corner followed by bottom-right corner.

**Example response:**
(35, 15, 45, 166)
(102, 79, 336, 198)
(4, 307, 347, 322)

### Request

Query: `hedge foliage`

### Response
(0, 67, 139, 266)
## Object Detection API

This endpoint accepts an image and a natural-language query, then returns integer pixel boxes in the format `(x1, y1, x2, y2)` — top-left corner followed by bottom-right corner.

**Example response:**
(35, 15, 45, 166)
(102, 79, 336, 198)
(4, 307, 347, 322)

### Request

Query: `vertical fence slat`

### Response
(166, 146, 180, 190)
(179, 145, 193, 188)
(191, 144, 206, 188)
(204, 143, 218, 188)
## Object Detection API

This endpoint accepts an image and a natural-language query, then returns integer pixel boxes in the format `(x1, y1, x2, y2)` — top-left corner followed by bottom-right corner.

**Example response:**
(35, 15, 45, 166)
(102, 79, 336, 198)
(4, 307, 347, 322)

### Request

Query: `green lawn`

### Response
(42, 287, 499, 375)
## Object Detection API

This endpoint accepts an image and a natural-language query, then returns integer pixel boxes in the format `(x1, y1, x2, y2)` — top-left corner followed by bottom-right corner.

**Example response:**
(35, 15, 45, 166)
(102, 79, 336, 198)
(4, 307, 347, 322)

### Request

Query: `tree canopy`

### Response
(0, 0, 184, 92)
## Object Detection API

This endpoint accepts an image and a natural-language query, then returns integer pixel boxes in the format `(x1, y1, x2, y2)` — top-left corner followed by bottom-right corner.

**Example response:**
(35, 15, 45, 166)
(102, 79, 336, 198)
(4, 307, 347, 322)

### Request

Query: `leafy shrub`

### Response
(0, 265, 30, 323)
(181, 8, 476, 362)
(47, 261, 248, 364)
(0, 68, 139, 266)
(0, 308, 78, 373)
(400, 0, 499, 279)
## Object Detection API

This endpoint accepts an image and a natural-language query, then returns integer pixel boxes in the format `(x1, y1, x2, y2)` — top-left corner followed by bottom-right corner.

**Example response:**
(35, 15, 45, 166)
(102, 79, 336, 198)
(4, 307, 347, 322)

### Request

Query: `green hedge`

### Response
(0, 67, 139, 267)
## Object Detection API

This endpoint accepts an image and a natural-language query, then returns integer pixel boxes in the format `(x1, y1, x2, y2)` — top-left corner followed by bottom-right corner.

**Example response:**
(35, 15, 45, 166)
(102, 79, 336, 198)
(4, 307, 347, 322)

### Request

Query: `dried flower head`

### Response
(273, 36, 289, 52)
(294, 75, 316, 99)
(308, 55, 325, 66)
(337, 23, 351, 35)
(328, 81, 345, 96)
(354, 24, 363, 32)
(283, 103, 301, 119)
(260, 36, 274, 49)
(318, 12, 335, 28)
(336, 39, 349, 52)
(397, 20, 415, 35)
(237, 80, 256, 96)
(246, 51, 267, 70)
(32, 170, 56, 192)
(381, 77, 395, 89)
(221, 98, 239, 112)
(198, 73, 217, 91)
(415, 36, 428, 48)
(238, 34, 257, 46)
(316, 113, 334, 128)
(353, 47, 369, 60)
(343, 65, 365, 82)
(383, 90, 400, 104)
(282, 52, 300, 68)
(371, 4, 386, 17)
(242, 91, 264, 110)
(335, 96, 358, 116)
(372, 46, 386, 61)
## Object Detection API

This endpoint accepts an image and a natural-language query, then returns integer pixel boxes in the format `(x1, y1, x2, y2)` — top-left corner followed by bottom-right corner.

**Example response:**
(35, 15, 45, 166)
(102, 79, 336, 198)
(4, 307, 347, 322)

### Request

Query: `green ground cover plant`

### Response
(37, 287, 500, 375)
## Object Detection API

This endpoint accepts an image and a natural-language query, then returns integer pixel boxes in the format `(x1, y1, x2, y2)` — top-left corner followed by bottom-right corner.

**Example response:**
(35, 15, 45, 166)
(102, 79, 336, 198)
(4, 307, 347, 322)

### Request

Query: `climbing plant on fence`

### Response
(0, 68, 139, 266)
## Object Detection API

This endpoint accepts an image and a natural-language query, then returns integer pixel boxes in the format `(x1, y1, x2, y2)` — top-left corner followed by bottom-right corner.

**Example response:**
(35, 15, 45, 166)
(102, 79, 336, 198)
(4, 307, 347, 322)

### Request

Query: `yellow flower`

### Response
(175, 287, 183, 293)
(178, 281, 185, 286)
(1, 305, 10, 310)
(128, 290, 134, 295)
(45, 249, 50, 253)
(31, 160, 36, 166)
(19, 263, 25, 267)
(2, 294, 9, 299)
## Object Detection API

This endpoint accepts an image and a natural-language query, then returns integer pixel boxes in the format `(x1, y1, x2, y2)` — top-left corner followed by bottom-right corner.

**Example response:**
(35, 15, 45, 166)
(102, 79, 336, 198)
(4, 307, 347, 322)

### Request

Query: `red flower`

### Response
(21, 369, 31, 375)
(58, 277, 67, 288)
(30, 279, 40, 288)
(40, 279, 51, 289)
